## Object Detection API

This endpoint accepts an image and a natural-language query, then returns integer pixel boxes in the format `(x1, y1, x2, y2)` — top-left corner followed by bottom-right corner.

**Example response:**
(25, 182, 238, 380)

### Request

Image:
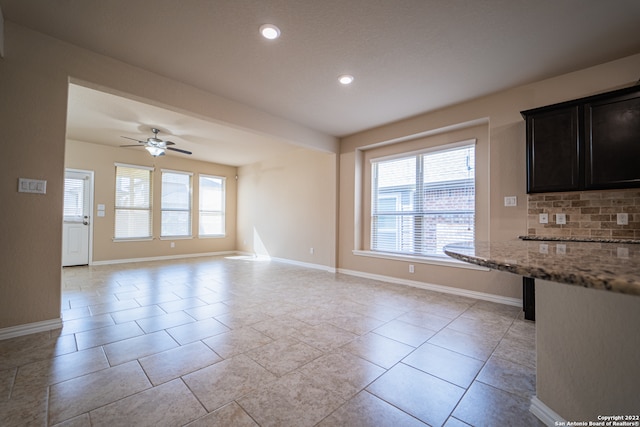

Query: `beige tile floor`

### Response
(0, 256, 543, 426)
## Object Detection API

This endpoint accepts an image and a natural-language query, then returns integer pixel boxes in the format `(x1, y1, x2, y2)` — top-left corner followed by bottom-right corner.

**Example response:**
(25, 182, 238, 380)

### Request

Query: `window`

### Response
(371, 142, 475, 257)
(63, 176, 84, 222)
(161, 170, 192, 237)
(114, 164, 152, 239)
(199, 175, 225, 237)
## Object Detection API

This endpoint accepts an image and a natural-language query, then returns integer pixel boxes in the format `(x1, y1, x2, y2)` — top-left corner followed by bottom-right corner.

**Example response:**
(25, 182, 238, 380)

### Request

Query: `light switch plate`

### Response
(18, 178, 47, 194)
(504, 196, 517, 207)
(539, 213, 548, 224)
(556, 213, 566, 225)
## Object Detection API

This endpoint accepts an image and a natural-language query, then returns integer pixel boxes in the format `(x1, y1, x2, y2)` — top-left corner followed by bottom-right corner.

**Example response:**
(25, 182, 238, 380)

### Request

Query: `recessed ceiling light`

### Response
(338, 74, 355, 85)
(260, 24, 281, 40)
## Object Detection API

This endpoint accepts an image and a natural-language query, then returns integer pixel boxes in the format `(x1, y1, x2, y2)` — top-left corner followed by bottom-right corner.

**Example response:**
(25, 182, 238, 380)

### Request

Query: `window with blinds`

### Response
(161, 170, 192, 237)
(199, 175, 225, 237)
(371, 142, 475, 257)
(114, 164, 152, 240)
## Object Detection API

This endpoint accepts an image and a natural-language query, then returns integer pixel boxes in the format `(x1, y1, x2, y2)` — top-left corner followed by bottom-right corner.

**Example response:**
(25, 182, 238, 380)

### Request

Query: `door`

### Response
(62, 170, 92, 266)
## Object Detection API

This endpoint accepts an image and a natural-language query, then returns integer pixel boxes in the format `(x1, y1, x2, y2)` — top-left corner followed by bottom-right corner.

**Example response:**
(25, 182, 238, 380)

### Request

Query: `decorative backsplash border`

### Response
(527, 189, 640, 240)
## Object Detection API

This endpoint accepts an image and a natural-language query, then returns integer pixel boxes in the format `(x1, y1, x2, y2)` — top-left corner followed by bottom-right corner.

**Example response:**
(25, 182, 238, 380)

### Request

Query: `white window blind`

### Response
(161, 170, 192, 237)
(63, 177, 84, 222)
(371, 142, 475, 257)
(199, 175, 225, 237)
(115, 165, 152, 239)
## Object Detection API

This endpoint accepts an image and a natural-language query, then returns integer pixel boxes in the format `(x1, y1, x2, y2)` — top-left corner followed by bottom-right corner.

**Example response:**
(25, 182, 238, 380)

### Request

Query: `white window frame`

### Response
(160, 169, 193, 239)
(114, 163, 153, 241)
(198, 174, 226, 238)
(370, 140, 476, 259)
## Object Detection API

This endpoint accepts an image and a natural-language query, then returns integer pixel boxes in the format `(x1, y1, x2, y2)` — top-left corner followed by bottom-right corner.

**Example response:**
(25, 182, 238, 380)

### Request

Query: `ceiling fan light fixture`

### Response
(145, 145, 165, 157)
(260, 24, 281, 40)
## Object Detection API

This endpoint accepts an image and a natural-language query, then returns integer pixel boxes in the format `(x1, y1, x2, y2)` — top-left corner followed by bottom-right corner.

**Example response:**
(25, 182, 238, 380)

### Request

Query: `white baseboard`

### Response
(0, 318, 62, 341)
(530, 396, 564, 426)
(90, 251, 238, 266)
(270, 257, 336, 273)
(337, 268, 522, 307)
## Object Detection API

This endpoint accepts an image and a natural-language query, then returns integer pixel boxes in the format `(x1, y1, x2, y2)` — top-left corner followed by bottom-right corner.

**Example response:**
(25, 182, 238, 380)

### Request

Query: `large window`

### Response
(161, 170, 192, 237)
(115, 164, 152, 240)
(199, 175, 225, 237)
(371, 142, 475, 257)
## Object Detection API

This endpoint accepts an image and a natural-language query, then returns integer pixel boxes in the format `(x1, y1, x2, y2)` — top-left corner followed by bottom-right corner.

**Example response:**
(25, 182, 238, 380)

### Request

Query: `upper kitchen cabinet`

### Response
(521, 85, 640, 194)
(524, 105, 581, 193)
(585, 91, 640, 189)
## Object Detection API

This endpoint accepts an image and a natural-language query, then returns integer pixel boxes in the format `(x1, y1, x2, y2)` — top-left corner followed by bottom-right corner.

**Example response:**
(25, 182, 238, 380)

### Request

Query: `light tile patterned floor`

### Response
(0, 256, 543, 426)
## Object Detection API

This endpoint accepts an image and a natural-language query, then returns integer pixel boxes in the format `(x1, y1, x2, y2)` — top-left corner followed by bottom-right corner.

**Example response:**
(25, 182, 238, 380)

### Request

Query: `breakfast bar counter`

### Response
(444, 240, 640, 425)
(444, 239, 640, 295)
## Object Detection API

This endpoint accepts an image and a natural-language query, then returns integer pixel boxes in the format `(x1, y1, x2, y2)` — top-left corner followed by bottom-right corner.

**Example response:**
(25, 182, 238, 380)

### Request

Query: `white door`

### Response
(62, 170, 92, 266)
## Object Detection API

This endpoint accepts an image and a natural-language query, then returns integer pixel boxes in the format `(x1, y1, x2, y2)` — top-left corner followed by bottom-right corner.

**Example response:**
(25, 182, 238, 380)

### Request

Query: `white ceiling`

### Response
(1, 0, 639, 165)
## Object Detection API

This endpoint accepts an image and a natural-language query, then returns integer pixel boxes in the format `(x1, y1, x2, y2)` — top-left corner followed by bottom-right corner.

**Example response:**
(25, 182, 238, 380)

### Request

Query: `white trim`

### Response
(91, 251, 237, 266)
(270, 257, 336, 273)
(370, 138, 477, 163)
(338, 268, 521, 307)
(160, 168, 193, 176)
(0, 318, 62, 341)
(530, 396, 565, 427)
(113, 237, 154, 242)
(114, 162, 154, 171)
(352, 250, 490, 271)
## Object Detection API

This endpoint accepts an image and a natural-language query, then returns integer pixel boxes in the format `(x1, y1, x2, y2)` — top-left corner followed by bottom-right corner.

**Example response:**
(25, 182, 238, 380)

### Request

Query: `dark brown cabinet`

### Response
(522, 85, 640, 193)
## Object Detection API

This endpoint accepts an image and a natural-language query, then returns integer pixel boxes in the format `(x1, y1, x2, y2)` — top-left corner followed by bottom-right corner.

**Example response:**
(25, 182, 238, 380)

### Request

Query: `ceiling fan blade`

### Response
(120, 144, 144, 148)
(164, 140, 176, 146)
(167, 147, 192, 155)
(121, 136, 145, 143)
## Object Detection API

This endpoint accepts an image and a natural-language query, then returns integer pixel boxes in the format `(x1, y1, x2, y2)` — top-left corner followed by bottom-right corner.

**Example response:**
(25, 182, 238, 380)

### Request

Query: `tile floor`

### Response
(0, 256, 543, 426)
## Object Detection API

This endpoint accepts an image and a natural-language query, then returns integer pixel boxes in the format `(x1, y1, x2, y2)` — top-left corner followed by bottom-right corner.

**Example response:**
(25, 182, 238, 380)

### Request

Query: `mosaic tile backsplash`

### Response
(527, 189, 640, 240)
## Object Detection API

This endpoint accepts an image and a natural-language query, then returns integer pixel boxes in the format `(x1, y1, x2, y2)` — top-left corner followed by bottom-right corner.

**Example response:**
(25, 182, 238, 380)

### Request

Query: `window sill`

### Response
(113, 237, 153, 243)
(352, 250, 489, 271)
(159, 236, 193, 240)
(198, 234, 226, 239)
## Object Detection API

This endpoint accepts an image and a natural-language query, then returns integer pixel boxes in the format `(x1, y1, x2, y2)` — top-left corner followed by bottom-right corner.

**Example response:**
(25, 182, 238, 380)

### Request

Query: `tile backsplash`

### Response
(527, 189, 640, 240)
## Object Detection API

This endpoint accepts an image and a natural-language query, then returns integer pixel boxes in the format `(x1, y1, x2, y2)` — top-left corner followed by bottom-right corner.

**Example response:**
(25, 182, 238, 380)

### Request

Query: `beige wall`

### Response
(237, 148, 337, 269)
(338, 53, 640, 300)
(0, 22, 335, 331)
(65, 140, 238, 262)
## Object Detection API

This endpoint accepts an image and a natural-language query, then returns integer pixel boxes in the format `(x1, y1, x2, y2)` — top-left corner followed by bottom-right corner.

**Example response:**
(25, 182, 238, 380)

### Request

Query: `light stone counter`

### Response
(444, 240, 640, 296)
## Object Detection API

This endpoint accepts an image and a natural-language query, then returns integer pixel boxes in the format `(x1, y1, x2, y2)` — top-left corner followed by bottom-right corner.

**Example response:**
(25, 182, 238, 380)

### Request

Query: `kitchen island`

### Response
(444, 240, 640, 426)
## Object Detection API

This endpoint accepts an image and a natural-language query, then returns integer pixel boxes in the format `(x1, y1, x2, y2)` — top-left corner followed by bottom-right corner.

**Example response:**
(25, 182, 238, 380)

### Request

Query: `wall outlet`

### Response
(309, 247, 314, 254)
(409, 264, 414, 273)
(556, 213, 566, 225)
(170, 242, 175, 248)
(504, 196, 517, 207)
(617, 213, 629, 225)
(539, 213, 548, 224)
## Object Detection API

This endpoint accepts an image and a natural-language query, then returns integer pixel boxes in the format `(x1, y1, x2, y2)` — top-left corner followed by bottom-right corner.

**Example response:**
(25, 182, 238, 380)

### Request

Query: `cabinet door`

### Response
(526, 106, 580, 193)
(585, 92, 640, 189)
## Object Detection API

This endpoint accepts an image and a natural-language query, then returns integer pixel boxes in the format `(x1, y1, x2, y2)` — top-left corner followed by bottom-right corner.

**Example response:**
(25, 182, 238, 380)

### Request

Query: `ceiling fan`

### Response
(120, 128, 192, 157)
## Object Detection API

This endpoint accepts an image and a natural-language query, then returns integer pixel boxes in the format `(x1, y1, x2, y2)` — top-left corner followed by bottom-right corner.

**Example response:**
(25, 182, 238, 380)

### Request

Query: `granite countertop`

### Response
(444, 240, 640, 296)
